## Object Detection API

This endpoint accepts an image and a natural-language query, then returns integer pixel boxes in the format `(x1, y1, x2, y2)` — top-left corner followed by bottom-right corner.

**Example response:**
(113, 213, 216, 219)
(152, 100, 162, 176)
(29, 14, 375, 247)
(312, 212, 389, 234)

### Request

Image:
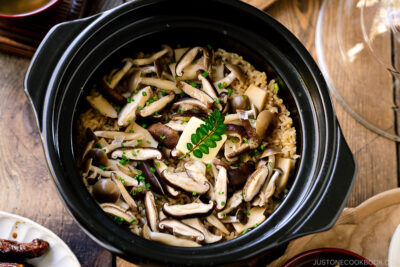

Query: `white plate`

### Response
(389, 224, 400, 267)
(0, 211, 80, 267)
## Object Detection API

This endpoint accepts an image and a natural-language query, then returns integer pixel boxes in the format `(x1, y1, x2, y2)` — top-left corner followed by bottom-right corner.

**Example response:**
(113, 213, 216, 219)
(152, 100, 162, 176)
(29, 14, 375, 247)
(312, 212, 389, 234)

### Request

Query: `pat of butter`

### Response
(176, 117, 227, 164)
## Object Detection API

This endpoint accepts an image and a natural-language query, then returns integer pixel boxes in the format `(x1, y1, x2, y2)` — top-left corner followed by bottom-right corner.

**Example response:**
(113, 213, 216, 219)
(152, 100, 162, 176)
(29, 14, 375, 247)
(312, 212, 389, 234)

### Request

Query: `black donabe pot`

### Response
(24, 0, 357, 266)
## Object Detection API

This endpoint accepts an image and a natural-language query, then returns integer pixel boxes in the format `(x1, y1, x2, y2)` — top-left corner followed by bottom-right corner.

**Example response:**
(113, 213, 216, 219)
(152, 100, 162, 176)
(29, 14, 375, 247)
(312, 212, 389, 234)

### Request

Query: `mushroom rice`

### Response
(76, 45, 298, 246)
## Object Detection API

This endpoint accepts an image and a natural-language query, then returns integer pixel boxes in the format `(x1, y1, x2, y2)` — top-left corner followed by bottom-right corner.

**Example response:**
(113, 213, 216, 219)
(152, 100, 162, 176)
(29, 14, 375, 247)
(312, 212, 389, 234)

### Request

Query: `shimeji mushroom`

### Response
(177, 81, 214, 108)
(158, 219, 205, 242)
(92, 178, 120, 203)
(162, 200, 215, 219)
(111, 173, 138, 212)
(130, 47, 169, 66)
(140, 77, 182, 94)
(142, 224, 201, 247)
(213, 63, 246, 90)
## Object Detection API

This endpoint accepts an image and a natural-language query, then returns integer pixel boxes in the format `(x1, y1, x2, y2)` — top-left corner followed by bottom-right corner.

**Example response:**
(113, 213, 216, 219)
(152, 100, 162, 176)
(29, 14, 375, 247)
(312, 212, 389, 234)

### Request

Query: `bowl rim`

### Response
(0, 0, 59, 18)
(283, 248, 376, 267)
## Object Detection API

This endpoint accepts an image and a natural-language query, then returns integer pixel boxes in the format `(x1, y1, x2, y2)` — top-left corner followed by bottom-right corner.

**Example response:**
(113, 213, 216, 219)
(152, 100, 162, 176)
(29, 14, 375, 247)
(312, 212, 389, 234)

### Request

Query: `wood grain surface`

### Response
(0, 0, 397, 266)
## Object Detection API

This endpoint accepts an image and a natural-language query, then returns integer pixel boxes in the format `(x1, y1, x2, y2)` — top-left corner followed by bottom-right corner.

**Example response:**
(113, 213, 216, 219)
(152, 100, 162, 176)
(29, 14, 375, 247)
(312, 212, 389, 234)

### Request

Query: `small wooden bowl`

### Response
(0, 0, 59, 18)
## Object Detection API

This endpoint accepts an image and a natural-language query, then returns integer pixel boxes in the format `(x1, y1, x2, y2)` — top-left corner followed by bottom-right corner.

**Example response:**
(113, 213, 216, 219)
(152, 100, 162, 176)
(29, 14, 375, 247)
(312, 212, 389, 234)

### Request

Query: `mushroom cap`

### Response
(87, 148, 109, 167)
(147, 123, 180, 149)
(175, 46, 203, 77)
(160, 170, 210, 194)
(92, 179, 120, 203)
(230, 95, 250, 113)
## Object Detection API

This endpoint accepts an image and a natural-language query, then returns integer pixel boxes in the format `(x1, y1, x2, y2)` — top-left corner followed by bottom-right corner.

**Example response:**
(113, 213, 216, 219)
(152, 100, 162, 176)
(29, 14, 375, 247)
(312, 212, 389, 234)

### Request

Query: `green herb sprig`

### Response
(182, 109, 226, 159)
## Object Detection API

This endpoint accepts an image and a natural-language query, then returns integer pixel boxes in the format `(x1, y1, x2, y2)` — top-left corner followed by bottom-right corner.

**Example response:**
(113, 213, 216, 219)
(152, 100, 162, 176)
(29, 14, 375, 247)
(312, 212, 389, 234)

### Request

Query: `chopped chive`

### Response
(243, 138, 248, 143)
(129, 130, 134, 133)
(134, 89, 138, 94)
(146, 140, 151, 144)
(191, 82, 197, 87)
(130, 219, 136, 224)
(242, 229, 249, 235)
(142, 124, 147, 128)
(206, 164, 212, 170)
(145, 183, 151, 188)
(142, 91, 147, 96)
(115, 106, 121, 112)
(228, 89, 233, 97)
(245, 210, 251, 216)
(274, 82, 279, 92)
(154, 196, 158, 200)
(138, 106, 143, 110)
(96, 142, 102, 148)
(161, 89, 166, 96)
(202, 71, 209, 78)
(206, 44, 213, 50)
(95, 109, 100, 114)
(166, 23, 171, 28)
(99, 165, 106, 171)
(192, 191, 197, 196)
(221, 201, 225, 206)
(150, 167, 156, 173)
(131, 190, 137, 196)
(160, 135, 166, 140)
(137, 139, 142, 143)
(242, 95, 248, 100)
(155, 161, 161, 167)
(138, 187, 143, 192)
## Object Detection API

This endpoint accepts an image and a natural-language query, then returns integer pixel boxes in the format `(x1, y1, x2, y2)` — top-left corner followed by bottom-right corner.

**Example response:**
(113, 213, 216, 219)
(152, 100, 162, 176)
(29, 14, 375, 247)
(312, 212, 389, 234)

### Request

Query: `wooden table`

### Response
(0, 0, 396, 266)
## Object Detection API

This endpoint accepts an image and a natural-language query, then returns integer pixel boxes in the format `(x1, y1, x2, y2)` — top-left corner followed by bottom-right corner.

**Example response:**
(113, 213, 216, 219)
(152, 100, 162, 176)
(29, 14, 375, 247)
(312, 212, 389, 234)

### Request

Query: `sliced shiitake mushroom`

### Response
(227, 162, 255, 187)
(217, 190, 243, 219)
(182, 218, 222, 244)
(138, 162, 165, 195)
(111, 147, 163, 161)
(158, 219, 205, 242)
(86, 94, 118, 118)
(145, 191, 159, 232)
(243, 166, 269, 202)
(143, 224, 201, 247)
(214, 165, 228, 211)
(175, 47, 203, 77)
(161, 170, 209, 194)
(147, 123, 180, 149)
(162, 200, 215, 219)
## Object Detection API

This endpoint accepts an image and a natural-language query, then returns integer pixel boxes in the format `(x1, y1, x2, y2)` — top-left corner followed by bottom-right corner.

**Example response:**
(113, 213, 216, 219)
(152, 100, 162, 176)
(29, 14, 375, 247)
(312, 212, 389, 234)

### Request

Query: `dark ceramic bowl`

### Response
(284, 248, 375, 267)
(24, 0, 357, 265)
(0, 0, 59, 18)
